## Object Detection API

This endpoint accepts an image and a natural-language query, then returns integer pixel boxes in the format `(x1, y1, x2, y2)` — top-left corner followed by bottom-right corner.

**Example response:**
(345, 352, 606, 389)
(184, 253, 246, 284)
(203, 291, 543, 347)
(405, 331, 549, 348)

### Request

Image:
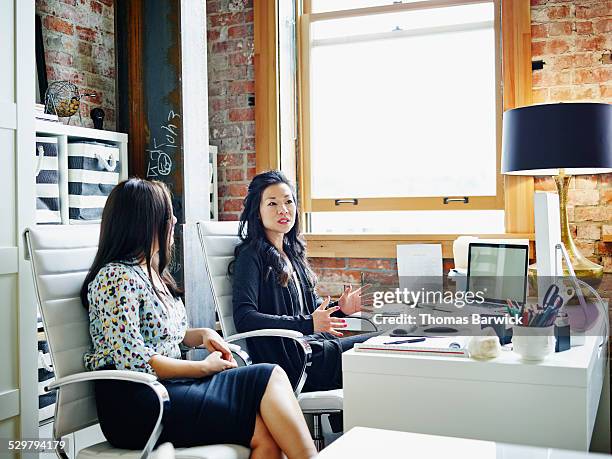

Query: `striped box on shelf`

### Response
(68, 141, 120, 223)
(37, 335, 56, 423)
(35, 137, 61, 224)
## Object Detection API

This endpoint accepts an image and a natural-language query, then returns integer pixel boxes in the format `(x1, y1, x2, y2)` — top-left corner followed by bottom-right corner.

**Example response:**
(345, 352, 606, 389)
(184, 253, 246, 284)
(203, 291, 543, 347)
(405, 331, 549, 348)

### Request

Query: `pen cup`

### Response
(512, 325, 556, 362)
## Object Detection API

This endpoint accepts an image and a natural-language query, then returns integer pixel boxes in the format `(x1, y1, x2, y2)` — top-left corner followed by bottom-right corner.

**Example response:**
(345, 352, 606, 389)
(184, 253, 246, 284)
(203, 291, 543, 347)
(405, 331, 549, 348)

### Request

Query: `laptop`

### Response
(466, 242, 529, 310)
(416, 242, 528, 314)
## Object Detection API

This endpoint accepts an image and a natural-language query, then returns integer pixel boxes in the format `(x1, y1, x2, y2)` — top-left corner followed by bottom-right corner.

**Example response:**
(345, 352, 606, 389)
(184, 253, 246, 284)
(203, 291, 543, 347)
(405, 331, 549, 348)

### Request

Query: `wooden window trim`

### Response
(305, 233, 534, 258)
(254, 0, 534, 255)
(298, 0, 504, 213)
(501, 0, 534, 234)
(254, 0, 280, 172)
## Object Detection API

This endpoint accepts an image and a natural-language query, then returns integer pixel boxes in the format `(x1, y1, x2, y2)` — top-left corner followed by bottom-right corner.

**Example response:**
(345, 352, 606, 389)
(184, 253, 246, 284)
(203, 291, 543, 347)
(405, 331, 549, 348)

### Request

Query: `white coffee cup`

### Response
(512, 325, 556, 362)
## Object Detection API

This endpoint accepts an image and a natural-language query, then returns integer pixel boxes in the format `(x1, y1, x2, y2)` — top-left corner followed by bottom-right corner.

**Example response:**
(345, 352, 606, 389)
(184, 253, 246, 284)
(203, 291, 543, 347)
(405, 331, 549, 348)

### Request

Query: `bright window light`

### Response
(308, 3, 497, 200)
(309, 210, 505, 234)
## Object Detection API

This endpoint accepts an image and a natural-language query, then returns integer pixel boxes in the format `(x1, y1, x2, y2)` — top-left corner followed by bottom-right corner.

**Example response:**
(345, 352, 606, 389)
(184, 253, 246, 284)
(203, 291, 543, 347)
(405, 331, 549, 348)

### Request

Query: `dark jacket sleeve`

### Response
(232, 250, 315, 335)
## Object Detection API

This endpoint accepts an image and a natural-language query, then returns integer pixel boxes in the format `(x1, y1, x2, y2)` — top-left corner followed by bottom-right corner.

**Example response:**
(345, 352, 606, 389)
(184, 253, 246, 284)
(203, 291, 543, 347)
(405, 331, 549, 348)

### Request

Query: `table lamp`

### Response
(502, 102, 612, 283)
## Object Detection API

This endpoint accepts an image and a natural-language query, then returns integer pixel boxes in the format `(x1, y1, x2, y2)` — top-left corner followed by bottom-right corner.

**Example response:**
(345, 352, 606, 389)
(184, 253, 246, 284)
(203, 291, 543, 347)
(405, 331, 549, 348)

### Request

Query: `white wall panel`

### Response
(0, 417, 18, 459)
(0, 248, 18, 275)
(0, 276, 18, 393)
(0, 390, 20, 422)
(0, 129, 16, 247)
(0, 1, 15, 103)
(0, 103, 17, 130)
(15, 0, 39, 444)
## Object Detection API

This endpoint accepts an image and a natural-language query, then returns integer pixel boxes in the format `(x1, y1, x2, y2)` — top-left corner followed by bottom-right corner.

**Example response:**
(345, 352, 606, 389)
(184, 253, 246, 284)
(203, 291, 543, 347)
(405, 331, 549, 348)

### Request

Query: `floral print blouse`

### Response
(84, 262, 188, 375)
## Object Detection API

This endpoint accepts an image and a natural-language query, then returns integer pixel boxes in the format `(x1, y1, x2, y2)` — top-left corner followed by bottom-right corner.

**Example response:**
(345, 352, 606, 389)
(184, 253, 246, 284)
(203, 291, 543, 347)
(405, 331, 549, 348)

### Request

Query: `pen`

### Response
(384, 338, 426, 345)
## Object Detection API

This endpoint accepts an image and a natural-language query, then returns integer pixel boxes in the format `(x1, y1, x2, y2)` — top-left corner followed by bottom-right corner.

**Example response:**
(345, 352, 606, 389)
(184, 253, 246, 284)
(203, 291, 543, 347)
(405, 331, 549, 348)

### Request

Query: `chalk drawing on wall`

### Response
(146, 111, 181, 178)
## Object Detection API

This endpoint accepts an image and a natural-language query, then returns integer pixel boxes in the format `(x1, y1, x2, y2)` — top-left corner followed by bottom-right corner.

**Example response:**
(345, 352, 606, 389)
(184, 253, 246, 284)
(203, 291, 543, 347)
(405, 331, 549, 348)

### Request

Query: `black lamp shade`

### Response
(502, 103, 612, 176)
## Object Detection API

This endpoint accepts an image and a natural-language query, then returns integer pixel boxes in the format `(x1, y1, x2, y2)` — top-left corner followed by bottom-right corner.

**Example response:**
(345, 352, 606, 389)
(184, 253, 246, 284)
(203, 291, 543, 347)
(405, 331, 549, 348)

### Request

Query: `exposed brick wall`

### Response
(36, 0, 116, 130)
(531, 0, 612, 273)
(311, 258, 399, 298)
(206, 0, 255, 221)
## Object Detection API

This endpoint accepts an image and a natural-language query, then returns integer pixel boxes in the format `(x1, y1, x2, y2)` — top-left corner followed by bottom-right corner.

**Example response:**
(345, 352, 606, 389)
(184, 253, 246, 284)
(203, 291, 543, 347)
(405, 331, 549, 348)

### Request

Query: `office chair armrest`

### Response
(179, 343, 252, 366)
(344, 315, 378, 332)
(46, 370, 157, 390)
(225, 329, 312, 396)
(46, 370, 167, 459)
(224, 329, 303, 342)
(230, 346, 252, 366)
(180, 342, 242, 352)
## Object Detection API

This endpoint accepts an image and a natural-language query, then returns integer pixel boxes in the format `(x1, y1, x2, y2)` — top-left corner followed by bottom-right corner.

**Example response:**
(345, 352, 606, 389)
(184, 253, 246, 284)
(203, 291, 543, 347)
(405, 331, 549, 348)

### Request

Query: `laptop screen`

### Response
(466, 243, 528, 304)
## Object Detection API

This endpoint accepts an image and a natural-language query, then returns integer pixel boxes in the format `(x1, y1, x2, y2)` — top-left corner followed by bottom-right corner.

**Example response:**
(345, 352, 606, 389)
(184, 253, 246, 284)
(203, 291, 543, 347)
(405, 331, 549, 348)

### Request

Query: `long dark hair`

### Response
(80, 178, 180, 308)
(230, 170, 316, 288)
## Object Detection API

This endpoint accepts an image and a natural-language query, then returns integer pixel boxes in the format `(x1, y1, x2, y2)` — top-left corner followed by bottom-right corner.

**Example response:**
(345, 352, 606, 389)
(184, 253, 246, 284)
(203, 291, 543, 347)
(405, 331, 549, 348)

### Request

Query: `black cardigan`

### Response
(231, 242, 344, 387)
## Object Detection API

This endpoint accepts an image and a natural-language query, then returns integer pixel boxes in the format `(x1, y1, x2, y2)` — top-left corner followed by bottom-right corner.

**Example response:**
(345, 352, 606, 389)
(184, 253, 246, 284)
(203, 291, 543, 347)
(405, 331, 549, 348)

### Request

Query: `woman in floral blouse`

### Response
(81, 178, 316, 459)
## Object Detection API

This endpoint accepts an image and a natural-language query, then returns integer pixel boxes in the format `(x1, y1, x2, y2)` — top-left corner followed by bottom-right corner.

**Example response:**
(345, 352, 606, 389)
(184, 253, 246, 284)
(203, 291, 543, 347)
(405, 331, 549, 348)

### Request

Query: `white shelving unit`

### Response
(35, 120, 129, 224)
(35, 120, 128, 458)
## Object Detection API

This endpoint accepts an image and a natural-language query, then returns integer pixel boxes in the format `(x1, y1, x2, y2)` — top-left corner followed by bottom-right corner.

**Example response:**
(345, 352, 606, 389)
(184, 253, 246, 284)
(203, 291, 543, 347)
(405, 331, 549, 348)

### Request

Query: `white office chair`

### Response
(196, 221, 376, 449)
(25, 225, 250, 459)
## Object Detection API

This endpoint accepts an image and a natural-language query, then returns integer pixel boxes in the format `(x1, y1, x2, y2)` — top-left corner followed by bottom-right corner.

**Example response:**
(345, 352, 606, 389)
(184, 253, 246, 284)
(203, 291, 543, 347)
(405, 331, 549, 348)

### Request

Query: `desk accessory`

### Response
(467, 327, 501, 360)
(511, 325, 555, 361)
(355, 335, 469, 358)
(554, 242, 608, 347)
(554, 311, 570, 352)
(397, 244, 442, 294)
(506, 283, 567, 361)
(44, 81, 97, 126)
(384, 337, 426, 345)
(90, 107, 105, 129)
(508, 242, 609, 360)
(390, 327, 417, 337)
(502, 102, 612, 285)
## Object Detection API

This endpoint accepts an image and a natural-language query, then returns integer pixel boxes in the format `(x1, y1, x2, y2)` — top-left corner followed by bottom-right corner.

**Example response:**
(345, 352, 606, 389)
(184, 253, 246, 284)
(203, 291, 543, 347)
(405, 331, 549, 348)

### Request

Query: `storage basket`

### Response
(68, 141, 120, 222)
(35, 137, 61, 224)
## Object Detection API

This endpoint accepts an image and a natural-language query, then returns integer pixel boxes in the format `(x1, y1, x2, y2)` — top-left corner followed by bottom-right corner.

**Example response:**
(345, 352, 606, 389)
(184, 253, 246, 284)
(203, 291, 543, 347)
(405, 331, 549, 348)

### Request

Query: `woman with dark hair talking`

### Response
(82, 178, 316, 459)
(230, 171, 377, 393)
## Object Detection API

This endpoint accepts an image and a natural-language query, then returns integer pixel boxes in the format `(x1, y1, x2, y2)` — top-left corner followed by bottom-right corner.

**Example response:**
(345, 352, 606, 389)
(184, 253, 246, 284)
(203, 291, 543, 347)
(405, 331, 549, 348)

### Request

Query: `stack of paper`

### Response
(354, 335, 470, 358)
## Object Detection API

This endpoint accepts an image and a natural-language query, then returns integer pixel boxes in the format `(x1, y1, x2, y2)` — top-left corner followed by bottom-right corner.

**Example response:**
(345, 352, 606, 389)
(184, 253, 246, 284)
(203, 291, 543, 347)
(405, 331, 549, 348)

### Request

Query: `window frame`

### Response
(298, 0, 504, 213)
(253, 0, 534, 244)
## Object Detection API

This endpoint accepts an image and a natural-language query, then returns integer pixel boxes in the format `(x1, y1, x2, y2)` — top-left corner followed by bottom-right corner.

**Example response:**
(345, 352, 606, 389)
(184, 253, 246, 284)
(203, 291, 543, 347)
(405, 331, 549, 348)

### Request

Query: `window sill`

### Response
(304, 233, 535, 259)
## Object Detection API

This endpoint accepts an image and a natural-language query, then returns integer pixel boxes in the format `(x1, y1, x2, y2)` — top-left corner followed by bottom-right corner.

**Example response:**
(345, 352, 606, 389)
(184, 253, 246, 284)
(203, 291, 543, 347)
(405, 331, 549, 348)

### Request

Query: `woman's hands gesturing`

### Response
(338, 284, 372, 315)
(312, 297, 347, 337)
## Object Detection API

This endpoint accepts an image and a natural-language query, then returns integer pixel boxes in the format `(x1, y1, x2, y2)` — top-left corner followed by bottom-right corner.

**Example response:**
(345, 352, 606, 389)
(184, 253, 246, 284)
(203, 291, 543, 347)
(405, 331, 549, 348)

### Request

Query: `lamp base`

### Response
(528, 260, 603, 289)
(546, 172, 604, 289)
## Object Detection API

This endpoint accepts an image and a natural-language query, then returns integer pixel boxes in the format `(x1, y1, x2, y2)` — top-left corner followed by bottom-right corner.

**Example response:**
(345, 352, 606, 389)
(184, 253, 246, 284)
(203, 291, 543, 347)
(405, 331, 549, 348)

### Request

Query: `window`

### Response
(279, 0, 298, 181)
(310, 210, 505, 234)
(299, 0, 503, 221)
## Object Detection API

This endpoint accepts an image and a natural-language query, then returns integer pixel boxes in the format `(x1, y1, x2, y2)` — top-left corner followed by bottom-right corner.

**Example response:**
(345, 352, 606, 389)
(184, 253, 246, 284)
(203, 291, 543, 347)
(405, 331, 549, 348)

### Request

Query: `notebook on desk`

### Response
(354, 335, 470, 358)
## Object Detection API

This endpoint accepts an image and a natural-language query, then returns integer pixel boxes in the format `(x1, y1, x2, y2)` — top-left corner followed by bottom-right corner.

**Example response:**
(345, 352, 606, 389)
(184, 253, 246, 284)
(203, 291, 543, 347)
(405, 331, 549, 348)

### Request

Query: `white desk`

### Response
(318, 427, 612, 459)
(343, 336, 610, 452)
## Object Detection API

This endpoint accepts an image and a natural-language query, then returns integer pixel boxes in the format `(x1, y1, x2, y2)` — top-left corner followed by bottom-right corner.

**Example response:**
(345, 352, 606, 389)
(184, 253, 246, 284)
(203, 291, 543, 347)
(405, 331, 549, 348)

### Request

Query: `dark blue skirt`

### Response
(94, 363, 276, 449)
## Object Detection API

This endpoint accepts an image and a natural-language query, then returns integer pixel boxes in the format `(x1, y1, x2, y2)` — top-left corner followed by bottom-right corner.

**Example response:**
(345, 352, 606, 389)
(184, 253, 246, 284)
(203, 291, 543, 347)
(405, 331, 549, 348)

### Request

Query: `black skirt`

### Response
(94, 363, 276, 450)
(301, 331, 381, 392)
